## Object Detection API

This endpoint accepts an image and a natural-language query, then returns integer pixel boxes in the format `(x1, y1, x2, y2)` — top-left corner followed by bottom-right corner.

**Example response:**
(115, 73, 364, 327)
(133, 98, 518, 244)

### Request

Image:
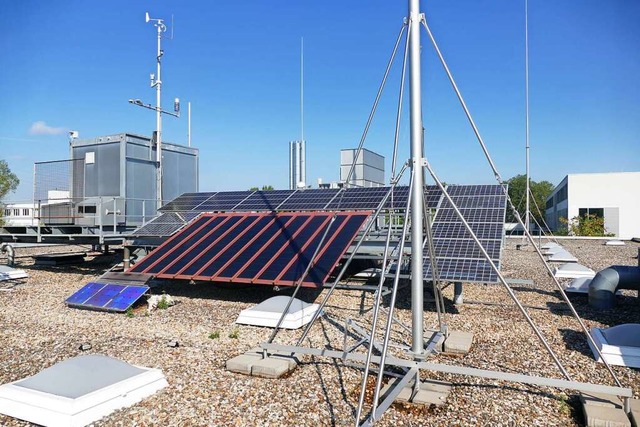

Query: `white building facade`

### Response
(340, 148, 385, 187)
(545, 172, 640, 239)
(2, 203, 38, 227)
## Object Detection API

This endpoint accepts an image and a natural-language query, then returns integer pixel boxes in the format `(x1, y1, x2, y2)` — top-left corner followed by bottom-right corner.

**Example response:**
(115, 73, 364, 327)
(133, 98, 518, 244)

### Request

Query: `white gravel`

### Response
(0, 239, 638, 426)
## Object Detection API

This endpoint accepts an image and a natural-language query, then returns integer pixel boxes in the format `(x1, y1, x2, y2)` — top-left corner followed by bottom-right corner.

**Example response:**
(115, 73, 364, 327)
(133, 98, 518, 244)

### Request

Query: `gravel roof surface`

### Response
(0, 238, 639, 426)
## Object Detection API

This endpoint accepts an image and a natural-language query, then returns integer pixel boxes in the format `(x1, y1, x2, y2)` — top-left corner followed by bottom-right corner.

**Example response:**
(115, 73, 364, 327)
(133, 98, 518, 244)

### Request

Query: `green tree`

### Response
(0, 160, 20, 225)
(505, 174, 554, 225)
(560, 214, 613, 237)
(249, 185, 274, 191)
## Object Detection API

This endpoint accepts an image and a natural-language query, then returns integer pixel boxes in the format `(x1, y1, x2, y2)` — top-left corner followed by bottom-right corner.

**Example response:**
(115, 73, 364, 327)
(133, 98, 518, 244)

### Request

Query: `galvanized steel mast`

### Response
(153, 16, 165, 210)
(408, 0, 425, 358)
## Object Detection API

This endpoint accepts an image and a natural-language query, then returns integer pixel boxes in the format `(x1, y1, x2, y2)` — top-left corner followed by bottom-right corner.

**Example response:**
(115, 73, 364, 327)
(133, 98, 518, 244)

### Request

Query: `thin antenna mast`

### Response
(524, 0, 530, 234)
(301, 37, 304, 142)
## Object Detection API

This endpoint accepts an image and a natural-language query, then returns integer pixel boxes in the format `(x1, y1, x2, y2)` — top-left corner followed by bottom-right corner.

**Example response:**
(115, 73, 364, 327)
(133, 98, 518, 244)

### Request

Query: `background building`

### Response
(2, 203, 38, 227)
(289, 140, 306, 189)
(545, 172, 640, 239)
(33, 133, 198, 227)
(340, 148, 384, 187)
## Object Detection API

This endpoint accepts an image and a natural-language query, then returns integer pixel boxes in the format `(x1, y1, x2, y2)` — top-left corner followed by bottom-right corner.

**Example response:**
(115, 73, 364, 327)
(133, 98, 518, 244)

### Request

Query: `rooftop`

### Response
(0, 239, 638, 426)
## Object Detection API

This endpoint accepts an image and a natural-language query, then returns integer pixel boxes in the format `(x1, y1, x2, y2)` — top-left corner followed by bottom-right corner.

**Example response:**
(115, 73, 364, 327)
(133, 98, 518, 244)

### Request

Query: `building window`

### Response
(558, 209, 568, 219)
(13, 209, 19, 216)
(4, 209, 9, 216)
(579, 208, 604, 218)
(555, 185, 567, 203)
(545, 198, 553, 209)
(79, 205, 97, 214)
(23, 209, 30, 216)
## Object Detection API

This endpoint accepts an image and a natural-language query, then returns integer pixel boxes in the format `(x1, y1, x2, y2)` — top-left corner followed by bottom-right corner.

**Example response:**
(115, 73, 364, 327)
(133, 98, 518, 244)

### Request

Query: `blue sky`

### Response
(1, 0, 638, 201)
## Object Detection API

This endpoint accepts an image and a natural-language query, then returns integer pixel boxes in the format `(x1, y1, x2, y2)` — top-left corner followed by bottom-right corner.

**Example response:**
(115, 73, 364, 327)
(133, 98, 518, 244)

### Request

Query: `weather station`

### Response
(129, 12, 182, 211)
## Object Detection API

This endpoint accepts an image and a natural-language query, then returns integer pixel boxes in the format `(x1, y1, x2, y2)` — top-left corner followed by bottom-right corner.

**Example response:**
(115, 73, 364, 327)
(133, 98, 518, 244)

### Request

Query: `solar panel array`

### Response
(234, 189, 295, 211)
(130, 211, 371, 287)
(160, 192, 218, 212)
(424, 184, 507, 283)
(132, 212, 200, 237)
(158, 185, 441, 214)
(65, 283, 149, 312)
(132, 184, 507, 286)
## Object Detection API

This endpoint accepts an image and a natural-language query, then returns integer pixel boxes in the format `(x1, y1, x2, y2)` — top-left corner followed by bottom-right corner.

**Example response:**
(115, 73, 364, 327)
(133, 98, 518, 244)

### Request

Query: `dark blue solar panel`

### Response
(260, 217, 330, 280)
(425, 239, 502, 260)
(216, 215, 298, 278)
(196, 191, 254, 211)
(65, 282, 105, 305)
(135, 211, 371, 287)
(304, 214, 367, 284)
(440, 195, 506, 210)
(277, 189, 340, 211)
(162, 215, 255, 276)
(425, 259, 498, 283)
(446, 185, 505, 197)
(423, 184, 506, 284)
(181, 215, 271, 277)
(276, 215, 365, 284)
(132, 215, 211, 271)
(431, 222, 504, 240)
(326, 187, 389, 210)
(424, 186, 443, 208)
(84, 284, 126, 308)
(158, 185, 444, 213)
(132, 213, 186, 237)
(104, 286, 149, 311)
(387, 186, 410, 209)
(235, 216, 311, 279)
(234, 190, 295, 211)
(280, 215, 350, 284)
(435, 208, 506, 223)
(160, 192, 217, 212)
(143, 216, 228, 273)
(66, 282, 149, 312)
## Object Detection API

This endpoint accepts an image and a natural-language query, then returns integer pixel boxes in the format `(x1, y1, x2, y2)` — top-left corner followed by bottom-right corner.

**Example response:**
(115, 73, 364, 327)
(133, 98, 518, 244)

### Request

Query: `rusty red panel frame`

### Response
(137, 215, 230, 274)
(133, 211, 371, 287)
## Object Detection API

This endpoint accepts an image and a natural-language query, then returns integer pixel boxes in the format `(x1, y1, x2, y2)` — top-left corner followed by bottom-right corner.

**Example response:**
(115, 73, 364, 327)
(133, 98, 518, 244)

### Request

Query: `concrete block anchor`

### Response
(580, 392, 634, 427)
(438, 330, 473, 355)
(226, 353, 262, 376)
(582, 404, 631, 427)
(226, 348, 297, 378)
(629, 399, 640, 427)
(380, 378, 452, 407)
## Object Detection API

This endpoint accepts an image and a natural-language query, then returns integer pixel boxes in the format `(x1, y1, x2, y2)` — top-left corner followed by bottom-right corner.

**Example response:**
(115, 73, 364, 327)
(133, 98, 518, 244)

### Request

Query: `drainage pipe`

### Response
(1, 244, 15, 266)
(589, 266, 640, 309)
